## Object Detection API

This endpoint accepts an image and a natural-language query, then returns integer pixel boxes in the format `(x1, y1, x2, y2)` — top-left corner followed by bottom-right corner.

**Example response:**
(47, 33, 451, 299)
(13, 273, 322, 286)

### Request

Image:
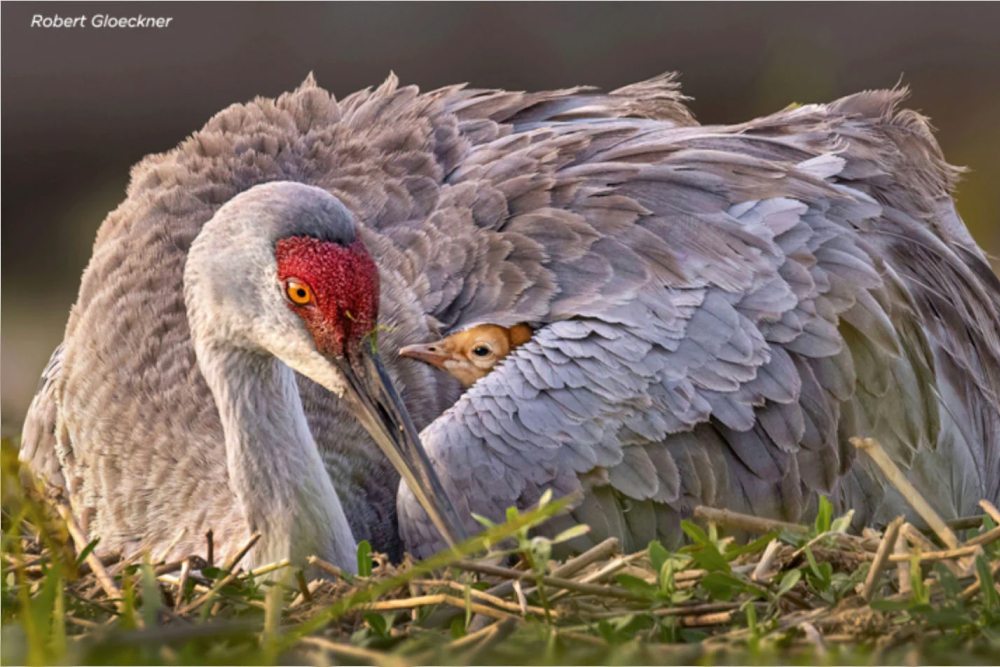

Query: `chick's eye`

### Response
(472, 345, 492, 357)
(285, 279, 314, 306)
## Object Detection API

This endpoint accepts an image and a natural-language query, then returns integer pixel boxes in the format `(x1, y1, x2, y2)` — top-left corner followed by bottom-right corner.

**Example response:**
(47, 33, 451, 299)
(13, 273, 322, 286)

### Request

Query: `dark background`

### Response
(3, 2, 999, 429)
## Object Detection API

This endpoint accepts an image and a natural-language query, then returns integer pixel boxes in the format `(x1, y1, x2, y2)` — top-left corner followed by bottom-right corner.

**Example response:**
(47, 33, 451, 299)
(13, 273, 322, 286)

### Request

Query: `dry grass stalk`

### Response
(447, 619, 500, 650)
(363, 593, 518, 621)
(65, 616, 100, 629)
(249, 558, 291, 578)
(964, 525, 1000, 548)
(299, 635, 403, 667)
(850, 438, 959, 550)
(960, 559, 1000, 602)
(800, 622, 827, 660)
(894, 532, 911, 596)
(490, 537, 622, 603)
(174, 534, 259, 615)
(174, 559, 191, 611)
(289, 579, 323, 609)
(552, 537, 621, 577)
(455, 559, 647, 602)
(512, 579, 528, 615)
(548, 550, 647, 602)
(204, 529, 214, 568)
(887, 543, 983, 563)
(176, 571, 241, 615)
(900, 523, 963, 576)
(582, 600, 743, 620)
(307, 554, 349, 579)
(457, 617, 520, 662)
(56, 503, 123, 609)
(221, 531, 261, 572)
(694, 506, 809, 537)
(154, 559, 191, 576)
(678, 610, 735, 627)
(415, 578, 556, 618)
(157, 527, 188, 563)
(752, 539, 781, 583)
(979, 500, 1000, 525)
(862, 515, 904, 602)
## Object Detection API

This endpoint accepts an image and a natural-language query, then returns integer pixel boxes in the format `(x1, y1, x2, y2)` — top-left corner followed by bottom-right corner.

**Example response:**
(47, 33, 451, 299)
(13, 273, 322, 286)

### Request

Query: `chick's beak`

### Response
(398, 341, 453, 369)
(335, 341, 468, 549)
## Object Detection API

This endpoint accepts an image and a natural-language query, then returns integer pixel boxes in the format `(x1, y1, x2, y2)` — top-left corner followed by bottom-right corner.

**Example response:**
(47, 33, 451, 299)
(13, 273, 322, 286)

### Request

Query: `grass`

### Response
(3, 436, 1000, 666)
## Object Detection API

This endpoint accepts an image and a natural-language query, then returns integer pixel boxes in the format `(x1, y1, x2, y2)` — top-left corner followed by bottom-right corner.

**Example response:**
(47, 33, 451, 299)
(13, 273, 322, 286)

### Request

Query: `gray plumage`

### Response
(21, 73, 1000, 564)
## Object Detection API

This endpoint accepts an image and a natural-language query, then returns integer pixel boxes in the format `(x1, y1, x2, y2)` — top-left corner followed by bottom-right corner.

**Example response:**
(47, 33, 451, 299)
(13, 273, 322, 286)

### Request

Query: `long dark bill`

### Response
(338, 346, 469, 548)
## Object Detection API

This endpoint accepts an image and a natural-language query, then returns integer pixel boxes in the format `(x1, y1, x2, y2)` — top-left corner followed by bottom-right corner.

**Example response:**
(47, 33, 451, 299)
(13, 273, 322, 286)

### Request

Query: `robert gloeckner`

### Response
(31, 14, 173, 29)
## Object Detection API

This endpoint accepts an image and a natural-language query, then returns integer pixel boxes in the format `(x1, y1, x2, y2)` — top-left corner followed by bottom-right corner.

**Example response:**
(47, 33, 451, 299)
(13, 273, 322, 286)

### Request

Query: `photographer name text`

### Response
(31, 14, 173, 29)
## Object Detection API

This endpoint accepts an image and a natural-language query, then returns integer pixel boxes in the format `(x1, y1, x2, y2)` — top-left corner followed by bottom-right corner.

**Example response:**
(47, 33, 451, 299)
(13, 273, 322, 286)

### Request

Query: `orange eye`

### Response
(285, 279, 314, 306)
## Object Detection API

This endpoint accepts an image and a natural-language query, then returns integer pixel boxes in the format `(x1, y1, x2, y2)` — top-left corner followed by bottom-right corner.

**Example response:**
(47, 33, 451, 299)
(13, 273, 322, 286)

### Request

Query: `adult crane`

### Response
(20, 74, 1000, 567)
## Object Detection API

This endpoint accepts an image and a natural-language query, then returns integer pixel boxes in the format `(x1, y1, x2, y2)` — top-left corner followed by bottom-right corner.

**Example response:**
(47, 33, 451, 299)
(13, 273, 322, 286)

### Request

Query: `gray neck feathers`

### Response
(196, 344, 356, 571)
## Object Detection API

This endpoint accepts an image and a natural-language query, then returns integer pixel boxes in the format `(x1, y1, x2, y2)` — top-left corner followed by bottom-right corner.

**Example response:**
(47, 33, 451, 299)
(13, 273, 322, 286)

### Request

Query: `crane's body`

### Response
(21, 74, 1000, 564)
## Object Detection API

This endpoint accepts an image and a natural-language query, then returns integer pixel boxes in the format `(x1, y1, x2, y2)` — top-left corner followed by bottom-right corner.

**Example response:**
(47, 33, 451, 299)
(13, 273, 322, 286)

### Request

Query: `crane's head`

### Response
(184, 181, 467, 549)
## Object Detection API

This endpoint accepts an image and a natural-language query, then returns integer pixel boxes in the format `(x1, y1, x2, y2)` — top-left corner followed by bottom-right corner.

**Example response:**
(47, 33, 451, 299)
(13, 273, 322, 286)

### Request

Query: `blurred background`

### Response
(3, 2, 999, 432)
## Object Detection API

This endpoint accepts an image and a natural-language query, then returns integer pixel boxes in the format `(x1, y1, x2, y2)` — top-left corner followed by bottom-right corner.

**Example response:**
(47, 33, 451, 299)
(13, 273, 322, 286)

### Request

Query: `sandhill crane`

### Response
(400, 324, 533, 387)
(20, 73, 1000, 567)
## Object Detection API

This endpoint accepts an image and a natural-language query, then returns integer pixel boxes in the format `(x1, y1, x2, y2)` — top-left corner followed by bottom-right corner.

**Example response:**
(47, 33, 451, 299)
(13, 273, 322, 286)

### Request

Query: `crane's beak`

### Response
(336, 342, 468, 549)
(398, 341, 452, 370)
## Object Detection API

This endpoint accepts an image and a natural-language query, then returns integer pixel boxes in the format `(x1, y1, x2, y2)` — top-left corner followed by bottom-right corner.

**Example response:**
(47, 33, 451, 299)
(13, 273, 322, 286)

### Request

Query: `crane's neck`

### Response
(197, 342, 357, 572)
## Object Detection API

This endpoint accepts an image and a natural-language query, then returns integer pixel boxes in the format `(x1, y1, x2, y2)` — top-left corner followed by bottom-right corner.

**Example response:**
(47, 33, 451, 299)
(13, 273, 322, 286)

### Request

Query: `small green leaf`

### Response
(701, 572, 737, 601)
(923, 609, 971, 628)
(870, 600, 913, 612)
(464, 584, 472, 628)
(356, 540, 372, 577)
(648, 540, 670, 574)
(140, 557, 162, 630)
(506, 506, 520, 524)
(538, 488, 553, 508)
(680, 520, 712, 547)
(804, 547, 831, 589)
(688, 543, 731, 574)
(910, 556, 928, 604)
(120, 575, 137, 631)
(615, 573, 658, 599)
(29, 567, 60, 654)
(597, 619, 619, 645)
(830, 509, 855, 534)
(776, 569, 802, 598)
(449, 615, 466, 639)
(814, 496, 833, 535)
(933, 562, 963, 600)
(658, 558, 675, 598)
(363, 612, 388, 638)
(74, 539, 100, 569)
(552, 524, 590, 544)
(470, 513, 496, 530)
(743, 599, 759, 648)
(976, 555, 999, 612)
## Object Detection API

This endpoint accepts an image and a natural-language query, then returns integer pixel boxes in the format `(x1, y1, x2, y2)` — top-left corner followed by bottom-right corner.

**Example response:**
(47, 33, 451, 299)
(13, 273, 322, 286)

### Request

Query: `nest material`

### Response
(3, 437, 1000, 665)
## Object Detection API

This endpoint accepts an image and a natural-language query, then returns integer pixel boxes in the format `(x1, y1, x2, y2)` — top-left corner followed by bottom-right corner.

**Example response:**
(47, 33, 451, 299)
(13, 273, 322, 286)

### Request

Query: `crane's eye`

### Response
(472, 345, 492, 357)
(284, 279, 314, 306)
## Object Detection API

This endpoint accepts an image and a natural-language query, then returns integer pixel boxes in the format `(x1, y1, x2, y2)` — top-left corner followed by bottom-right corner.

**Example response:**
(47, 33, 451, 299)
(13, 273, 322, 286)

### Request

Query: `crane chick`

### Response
(399, 324, 532, 387)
